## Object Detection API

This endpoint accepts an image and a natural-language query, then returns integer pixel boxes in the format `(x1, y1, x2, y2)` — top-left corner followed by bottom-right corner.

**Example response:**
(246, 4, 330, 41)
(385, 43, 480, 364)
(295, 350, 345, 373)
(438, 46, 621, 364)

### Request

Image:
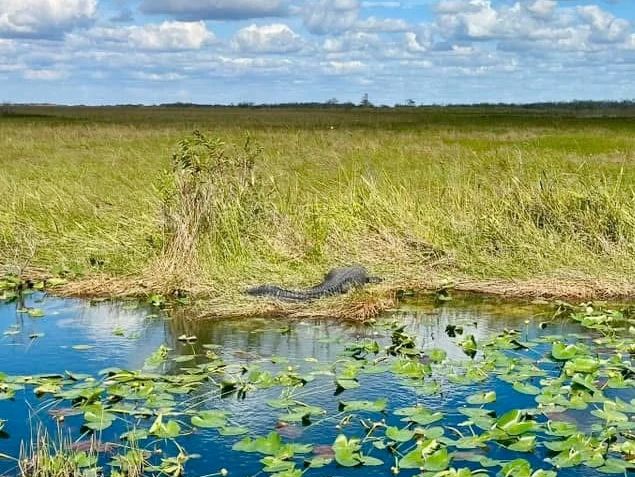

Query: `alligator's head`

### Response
(245, 284, 273, 296)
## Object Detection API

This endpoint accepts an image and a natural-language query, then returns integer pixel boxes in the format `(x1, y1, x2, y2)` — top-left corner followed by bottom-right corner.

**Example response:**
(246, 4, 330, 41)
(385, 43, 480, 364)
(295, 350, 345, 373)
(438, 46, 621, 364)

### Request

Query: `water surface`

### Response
(0, 292, 631, 476)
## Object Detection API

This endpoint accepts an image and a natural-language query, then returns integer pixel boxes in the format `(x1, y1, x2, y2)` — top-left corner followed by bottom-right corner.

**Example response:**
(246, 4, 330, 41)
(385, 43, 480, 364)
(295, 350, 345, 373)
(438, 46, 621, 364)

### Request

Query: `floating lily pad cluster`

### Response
(1, 301, 635, 477)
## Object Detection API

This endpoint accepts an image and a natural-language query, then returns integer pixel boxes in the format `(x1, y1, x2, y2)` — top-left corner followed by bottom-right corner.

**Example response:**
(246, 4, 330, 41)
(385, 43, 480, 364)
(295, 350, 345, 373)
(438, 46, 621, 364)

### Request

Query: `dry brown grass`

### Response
(26, 265, 634, 321)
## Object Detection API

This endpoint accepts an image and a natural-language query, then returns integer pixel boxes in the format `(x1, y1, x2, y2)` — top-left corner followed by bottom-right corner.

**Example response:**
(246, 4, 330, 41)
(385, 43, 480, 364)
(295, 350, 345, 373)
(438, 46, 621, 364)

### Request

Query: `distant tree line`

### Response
(154, 99, 635, 110)
(3, 99, 635, 111)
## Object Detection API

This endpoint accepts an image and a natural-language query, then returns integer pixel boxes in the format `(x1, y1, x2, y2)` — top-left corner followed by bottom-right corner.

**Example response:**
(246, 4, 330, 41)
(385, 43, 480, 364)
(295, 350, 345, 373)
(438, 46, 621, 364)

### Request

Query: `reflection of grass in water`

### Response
(1, 107, 635, 311)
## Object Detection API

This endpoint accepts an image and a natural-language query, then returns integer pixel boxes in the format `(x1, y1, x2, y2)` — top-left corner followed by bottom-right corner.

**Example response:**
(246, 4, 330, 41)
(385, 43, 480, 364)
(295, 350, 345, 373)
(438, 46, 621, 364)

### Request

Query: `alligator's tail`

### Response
(245, 285, 312, 301)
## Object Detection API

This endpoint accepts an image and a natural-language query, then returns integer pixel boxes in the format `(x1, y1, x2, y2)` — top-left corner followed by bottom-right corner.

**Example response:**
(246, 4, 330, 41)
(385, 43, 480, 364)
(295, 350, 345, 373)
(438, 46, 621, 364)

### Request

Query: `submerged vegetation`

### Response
(1, 106, 635, 312)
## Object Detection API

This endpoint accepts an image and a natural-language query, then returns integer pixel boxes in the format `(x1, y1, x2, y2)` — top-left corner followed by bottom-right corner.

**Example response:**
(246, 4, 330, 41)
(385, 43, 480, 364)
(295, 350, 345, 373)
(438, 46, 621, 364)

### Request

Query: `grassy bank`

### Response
(1, 106, 635, 316)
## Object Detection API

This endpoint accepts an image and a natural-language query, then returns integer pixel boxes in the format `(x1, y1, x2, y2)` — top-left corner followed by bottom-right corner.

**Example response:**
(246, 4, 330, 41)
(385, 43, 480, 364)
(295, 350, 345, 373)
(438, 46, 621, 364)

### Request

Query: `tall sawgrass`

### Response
(1, 107, 635, 297)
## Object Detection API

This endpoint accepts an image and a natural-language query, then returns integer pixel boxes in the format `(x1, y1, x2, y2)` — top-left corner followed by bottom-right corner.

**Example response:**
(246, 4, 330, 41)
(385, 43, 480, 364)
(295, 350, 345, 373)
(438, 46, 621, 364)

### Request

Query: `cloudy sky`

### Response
(0, 0, 634, 105)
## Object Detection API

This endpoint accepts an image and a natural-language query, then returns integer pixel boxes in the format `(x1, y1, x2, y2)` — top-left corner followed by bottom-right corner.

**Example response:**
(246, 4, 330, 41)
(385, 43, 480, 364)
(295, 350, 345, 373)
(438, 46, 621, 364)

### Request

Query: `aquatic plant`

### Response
(3, 296, 635, 476)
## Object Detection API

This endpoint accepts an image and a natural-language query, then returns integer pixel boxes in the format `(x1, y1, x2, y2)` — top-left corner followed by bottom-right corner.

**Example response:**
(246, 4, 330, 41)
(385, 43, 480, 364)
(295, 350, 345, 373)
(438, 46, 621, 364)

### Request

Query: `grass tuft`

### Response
(153, 130, 264, 288)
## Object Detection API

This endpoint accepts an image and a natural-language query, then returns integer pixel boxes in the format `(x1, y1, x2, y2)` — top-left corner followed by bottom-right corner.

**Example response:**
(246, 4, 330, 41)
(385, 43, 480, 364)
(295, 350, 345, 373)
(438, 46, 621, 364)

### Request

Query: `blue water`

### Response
(0, 292, 629, 476)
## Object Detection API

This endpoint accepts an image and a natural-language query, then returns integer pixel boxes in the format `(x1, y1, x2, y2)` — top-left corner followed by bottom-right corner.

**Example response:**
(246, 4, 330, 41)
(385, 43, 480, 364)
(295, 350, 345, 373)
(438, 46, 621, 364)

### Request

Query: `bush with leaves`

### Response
(158, 130, 264, 267)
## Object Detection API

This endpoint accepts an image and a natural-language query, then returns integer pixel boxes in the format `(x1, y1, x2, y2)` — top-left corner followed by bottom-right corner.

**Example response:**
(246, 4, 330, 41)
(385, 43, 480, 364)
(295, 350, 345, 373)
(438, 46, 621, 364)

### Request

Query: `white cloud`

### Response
(577, 5, 630, 43)
(217, 56, 293, 74)
(129, 21, 213, 50)
(0, 38, 14, 50)
(527, 0, 556, 19)
(361, 1, 400, 7)
(324, 59, 366, 74)
(71, 21, 214, 51)
(356, 16, 409, 32)
(435, 0, 498, 39)
(132, 71, 186, 81)
(433, 0, 633, 53)
(139, 0, 288, 20)
(404, 31, 427, 52)
(232, 23, 303, 53)
(23, 68, 67, 80)
(0, 0, 96, 38)
(303, 0, 359, 34)
(323, 31, 379, 52)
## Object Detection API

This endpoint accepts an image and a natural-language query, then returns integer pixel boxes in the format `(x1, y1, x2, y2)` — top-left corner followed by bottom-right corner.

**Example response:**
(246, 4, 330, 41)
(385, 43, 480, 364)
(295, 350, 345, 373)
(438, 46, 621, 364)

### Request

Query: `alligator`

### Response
(246, 265, 382, 301)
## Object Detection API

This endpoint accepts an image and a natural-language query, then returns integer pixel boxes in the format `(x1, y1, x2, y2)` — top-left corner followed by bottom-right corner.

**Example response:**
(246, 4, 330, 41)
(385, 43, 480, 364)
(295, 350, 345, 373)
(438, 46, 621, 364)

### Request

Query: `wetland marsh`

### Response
(2, 106, 635, 476)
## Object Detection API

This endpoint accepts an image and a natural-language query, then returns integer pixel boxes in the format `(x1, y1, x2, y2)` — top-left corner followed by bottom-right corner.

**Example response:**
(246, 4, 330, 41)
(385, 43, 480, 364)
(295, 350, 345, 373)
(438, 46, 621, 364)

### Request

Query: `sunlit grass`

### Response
(1, 106, 635, 306)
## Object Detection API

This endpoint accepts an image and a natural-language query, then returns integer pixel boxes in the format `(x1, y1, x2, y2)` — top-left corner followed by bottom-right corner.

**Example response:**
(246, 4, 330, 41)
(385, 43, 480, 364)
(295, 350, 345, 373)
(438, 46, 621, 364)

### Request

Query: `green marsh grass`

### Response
(1, 106, 635, 313)
(13, 426, 148, 477)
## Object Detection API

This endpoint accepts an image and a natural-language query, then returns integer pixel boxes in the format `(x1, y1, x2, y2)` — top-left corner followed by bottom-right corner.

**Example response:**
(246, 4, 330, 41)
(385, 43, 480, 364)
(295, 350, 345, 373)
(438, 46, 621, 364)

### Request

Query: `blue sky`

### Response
(0, 0, 634, 105)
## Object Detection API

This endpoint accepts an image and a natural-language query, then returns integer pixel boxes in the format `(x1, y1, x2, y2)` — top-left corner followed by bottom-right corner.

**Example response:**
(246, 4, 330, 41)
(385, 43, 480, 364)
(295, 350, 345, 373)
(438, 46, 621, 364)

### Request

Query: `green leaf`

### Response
(399, 439, 440, 469)
(306, 456, 332, 468)
(460, 335, 477, 358)
(232, 432, 304, 457)
(385, 426, 415, 442)
(466, 391, 496, 405)
(513, 381, 541, 395)
(506, 435, 536, 452)
(340, 399, 387, 413)
(551, 341, 582, 360)
(498, 459, 532, 477)
(596, 458, 635, 474)
(360, 455, 383, 466)
(396, 406, 444, 425)
(531, 471, 557, 477)
(219, 426, 249, 436)
(83, 405, 115, 431)
(427, 348, 447, 363)
(332, 434, 362, 467)
(496, 409, 539, 436)
(564, 357, 600, 374)
(191, 410, 228, 428)
(261, 456, 295, 473)
(149, 414, 181, 438)
(266, 398, 296, 409)
(335, 378, 359, 390)
(423, 448, 451, 471)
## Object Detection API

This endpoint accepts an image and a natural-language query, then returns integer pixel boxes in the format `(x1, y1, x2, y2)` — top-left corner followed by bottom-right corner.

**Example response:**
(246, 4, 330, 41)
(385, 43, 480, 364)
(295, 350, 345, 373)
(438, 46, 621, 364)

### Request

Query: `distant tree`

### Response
(406, 99, 416, 107)
(360, 93, 372, 107)
(1, 102, 12, 116)
(326, 97, 339, 105)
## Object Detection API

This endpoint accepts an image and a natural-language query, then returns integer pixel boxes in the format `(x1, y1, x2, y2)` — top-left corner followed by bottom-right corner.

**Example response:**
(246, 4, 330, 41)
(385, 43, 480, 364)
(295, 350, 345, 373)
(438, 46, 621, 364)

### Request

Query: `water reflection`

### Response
(0, 291, 606, 477)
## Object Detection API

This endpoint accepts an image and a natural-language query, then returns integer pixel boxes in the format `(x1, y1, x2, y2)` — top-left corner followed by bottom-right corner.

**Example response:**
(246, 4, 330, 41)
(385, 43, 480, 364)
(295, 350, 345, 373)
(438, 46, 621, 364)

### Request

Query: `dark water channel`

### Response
(0, 292, 632, 476)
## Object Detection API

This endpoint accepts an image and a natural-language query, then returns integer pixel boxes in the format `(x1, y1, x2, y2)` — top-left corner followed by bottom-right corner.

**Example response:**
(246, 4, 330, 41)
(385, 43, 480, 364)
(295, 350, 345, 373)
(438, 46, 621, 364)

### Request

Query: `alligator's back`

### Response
(246, 266, 380, 301)
(245, 284, 311, 301)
